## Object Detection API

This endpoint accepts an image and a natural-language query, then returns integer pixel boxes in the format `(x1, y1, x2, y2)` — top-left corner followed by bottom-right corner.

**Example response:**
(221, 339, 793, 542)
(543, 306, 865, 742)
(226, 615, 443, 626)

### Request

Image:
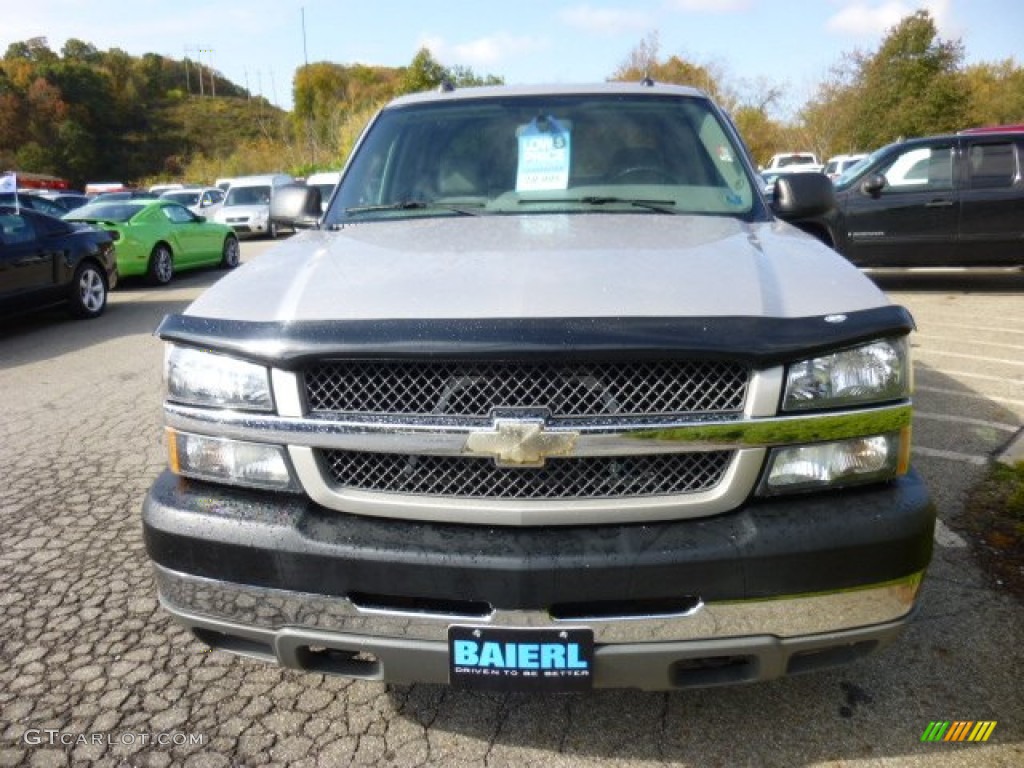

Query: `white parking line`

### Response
(934, 519, 968, 549)
(914, 367, 1024, 387)
(914, 385, 1024, 409)
(912, 349, 1024, 367)
(913, 352, 1024, 370)
(918, 321, 1024, 336)
(914, 412, 1020, 432)
(912, 446, 990, 465)
(913, 334, 1024, 352)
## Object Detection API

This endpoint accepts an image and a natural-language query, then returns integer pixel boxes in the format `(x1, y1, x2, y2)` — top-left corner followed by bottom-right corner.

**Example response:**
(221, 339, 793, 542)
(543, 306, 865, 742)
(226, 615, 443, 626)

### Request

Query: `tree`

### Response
(612, 32, 725, 102)
(732, 105, 786, 167)
(399, 48, 451, 94)
(798, 54, 865, 159)
(396, 48, 503, 95)
(856, 10, 967, 143)
(4, 37, 57, 64)
(797, 10, 970, 159)
(963, 60, 1024, 127)
(61, 39, 100, 64)
(448, 65, 503, 88)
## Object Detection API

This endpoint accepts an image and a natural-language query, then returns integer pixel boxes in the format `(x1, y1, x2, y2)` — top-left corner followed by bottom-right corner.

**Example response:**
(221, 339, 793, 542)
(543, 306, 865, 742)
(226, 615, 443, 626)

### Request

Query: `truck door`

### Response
(841, 141, 959, 267)
(957, 138, 1023, 267)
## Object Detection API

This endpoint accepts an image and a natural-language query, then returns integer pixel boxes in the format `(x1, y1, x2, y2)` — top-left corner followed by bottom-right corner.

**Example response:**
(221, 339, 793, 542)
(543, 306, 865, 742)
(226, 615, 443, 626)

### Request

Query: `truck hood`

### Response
(186, 214, 889, 322)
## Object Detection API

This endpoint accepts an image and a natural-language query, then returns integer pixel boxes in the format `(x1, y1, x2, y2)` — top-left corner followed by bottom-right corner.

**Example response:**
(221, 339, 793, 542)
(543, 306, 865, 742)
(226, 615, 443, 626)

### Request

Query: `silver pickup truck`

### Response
(143, 82, 934, 692)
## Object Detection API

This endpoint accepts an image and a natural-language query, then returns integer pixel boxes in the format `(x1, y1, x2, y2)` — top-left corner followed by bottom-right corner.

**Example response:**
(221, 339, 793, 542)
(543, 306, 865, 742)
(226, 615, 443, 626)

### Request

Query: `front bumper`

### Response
(143, 471, 934, 689)
(220, 218, 267, 237)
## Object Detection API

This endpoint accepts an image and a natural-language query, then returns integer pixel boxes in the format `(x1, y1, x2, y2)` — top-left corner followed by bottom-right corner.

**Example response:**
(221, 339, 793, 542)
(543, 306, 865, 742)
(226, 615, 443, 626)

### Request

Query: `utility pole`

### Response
(186, 45, 214, 96)
(185, 45, 204, 95)
(302, 7, 309, 70)
(302, 7, 314, 168)
(200, 48, 216, 97)
(183, 46, 191, 95)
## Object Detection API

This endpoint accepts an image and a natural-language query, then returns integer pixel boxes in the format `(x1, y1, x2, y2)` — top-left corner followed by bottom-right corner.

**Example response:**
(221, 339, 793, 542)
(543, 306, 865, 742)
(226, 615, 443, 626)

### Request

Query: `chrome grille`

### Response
(321, 450, 732, 499)
(304, 360, 748, 418)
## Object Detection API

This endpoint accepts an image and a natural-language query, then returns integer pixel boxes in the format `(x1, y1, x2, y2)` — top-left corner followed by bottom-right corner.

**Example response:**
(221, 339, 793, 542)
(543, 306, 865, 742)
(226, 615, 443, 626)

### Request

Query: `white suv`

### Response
(823, 153, 868, 181)
(763, 152, 821, 172)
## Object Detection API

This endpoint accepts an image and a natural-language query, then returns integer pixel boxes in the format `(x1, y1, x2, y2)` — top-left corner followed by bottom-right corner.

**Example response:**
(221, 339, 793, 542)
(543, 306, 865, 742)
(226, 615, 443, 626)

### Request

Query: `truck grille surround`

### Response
(303, 359, 748, 502)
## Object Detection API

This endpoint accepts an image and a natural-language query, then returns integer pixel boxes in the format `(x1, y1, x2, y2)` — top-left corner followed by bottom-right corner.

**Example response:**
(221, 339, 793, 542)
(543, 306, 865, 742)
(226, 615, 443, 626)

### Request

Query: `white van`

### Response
(212, 173, 294, 238)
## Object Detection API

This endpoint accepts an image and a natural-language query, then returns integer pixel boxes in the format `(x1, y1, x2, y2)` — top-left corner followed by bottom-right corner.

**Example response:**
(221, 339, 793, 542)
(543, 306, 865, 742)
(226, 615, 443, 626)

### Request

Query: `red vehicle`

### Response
(6, 171, 71, 191)
(959, 123, 1024, 134)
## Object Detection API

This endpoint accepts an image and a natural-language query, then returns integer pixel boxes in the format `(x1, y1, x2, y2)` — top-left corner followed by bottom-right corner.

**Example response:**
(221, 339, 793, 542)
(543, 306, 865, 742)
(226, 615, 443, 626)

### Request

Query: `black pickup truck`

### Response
(793, 131, 1024, 268)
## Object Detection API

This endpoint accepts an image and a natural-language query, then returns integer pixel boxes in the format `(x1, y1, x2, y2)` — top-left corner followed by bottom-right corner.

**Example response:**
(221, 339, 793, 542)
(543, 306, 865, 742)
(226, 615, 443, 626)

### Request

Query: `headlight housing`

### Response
(760, 432, 907, 494)
(165, 345, 272, 411)
(167, 429, 299, 492)
(783, 338, 910, 411)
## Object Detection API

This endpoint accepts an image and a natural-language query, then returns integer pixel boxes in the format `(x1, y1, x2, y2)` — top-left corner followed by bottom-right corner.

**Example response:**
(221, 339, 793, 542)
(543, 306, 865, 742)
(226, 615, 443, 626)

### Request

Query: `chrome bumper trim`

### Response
(155, 564, 922, 645)
(162, 401, 913, 457)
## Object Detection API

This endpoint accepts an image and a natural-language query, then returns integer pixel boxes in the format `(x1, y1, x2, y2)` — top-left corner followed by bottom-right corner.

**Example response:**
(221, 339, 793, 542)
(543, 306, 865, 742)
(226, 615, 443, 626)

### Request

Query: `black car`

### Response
(33, 192, 91, 212)
(91, 190, 160, 202)
(0, 206, 118, 319)
(795, 131, 1024, 267)
(0, 191, 69, 218)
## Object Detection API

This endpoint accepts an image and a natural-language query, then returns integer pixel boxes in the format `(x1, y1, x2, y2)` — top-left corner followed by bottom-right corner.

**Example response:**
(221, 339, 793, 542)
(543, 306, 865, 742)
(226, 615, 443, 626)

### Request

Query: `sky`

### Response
(1, 0, 1021, 114)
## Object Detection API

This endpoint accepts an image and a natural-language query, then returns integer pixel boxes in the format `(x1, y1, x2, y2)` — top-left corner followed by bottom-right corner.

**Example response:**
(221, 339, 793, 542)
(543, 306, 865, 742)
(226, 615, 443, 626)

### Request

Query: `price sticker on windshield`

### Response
(516, 117, 571, 192)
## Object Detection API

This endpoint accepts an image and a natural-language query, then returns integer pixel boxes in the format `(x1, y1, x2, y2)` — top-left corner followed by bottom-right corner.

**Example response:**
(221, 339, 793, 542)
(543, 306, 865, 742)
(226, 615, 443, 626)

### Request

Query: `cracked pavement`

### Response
(1, 246, 1022, 766)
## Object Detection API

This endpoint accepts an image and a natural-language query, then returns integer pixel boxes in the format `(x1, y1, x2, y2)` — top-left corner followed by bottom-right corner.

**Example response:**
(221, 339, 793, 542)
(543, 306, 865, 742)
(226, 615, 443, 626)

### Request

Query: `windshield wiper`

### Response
(518, 196, 680, 214)
(345, 200, 483, 216)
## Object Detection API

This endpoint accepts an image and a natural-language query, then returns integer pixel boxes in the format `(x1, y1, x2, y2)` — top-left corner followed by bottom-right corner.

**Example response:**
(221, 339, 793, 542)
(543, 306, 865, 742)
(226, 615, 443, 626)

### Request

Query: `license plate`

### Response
(448, 626, 594, 692)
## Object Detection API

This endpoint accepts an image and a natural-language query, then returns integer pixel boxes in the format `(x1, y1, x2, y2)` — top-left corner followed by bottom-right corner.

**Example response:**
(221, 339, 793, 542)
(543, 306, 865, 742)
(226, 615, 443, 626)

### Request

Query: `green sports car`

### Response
(65, 199, 240, 285)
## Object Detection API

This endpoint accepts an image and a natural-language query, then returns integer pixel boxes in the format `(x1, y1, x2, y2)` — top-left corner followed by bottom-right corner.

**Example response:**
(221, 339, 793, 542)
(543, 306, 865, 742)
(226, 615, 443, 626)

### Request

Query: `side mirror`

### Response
(771, 173, 836, 220)
(270, 184, 321, 230)
(860, 174, 886, 196)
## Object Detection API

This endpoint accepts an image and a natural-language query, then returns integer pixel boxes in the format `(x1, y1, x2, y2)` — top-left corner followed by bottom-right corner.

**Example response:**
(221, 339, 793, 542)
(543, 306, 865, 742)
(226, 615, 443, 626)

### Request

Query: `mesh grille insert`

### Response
(305, 360, 748, 419)
(322, 450, 732, 500)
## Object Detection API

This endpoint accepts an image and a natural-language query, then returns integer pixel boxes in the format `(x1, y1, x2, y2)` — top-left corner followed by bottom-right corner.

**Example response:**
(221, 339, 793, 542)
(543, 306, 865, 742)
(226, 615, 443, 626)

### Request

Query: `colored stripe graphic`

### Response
(921, 722, 949, 742)
(944, 722, 972, 741)
(969, 722, 997, 742)
(921, 721, 997, 742)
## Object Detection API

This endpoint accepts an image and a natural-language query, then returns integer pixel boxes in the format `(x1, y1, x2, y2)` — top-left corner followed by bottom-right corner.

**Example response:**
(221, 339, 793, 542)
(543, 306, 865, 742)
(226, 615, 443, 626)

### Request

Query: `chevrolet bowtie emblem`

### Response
(464, 419, 579, 467)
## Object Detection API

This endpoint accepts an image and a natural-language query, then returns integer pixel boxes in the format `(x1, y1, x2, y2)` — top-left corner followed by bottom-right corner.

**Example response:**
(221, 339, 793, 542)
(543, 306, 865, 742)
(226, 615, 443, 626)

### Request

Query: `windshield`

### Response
(225, 186, 271, 206)
(326, 93, 757, 224)
(776, 155, 815, 167)
(163, 191, 201, 206)
(66, 202, 145, 222)
(834, 146, 892, 188)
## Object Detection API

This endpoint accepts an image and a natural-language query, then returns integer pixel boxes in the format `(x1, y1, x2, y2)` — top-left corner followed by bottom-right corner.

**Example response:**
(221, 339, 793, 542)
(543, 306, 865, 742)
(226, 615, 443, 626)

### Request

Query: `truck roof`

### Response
(387, 81, 708, 108)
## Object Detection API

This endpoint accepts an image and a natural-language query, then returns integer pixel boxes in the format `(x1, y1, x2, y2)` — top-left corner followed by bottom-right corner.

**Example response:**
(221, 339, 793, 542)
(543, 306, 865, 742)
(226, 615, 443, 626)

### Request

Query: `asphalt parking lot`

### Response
(1, 242, 1022, 767)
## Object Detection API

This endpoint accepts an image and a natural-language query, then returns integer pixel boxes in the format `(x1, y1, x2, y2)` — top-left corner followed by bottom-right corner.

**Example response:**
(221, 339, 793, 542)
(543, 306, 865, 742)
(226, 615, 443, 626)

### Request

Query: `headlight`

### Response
(167, 429, 299, 491)
(783, 338, 909, 411)
(760, 432, 906, 494)
(165, 345, 272, 411)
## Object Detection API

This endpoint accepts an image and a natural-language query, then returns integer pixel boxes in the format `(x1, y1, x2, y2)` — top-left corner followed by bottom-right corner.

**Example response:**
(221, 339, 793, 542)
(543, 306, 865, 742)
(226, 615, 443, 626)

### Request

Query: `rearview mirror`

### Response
(860, 174, 886, 196)
(270, 184, 321, 230)
(770, 173, 836, 220)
